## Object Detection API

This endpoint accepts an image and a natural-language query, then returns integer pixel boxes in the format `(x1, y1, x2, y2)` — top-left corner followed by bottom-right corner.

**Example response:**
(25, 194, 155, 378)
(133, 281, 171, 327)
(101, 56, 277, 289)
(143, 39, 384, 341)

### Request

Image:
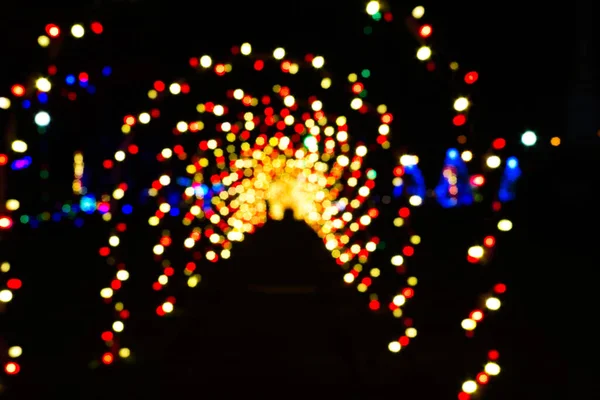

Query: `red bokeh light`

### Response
(11, 84, 25, 97)
(124, 115, 136, 126)
(45, 24, 60, 37)
(154, 81, 165, 92)
(419, 24, 432, 38)
(492, 138, 506, 150)
(7, 278, 22, 290)
(470, 174, 485, 186)
(0, 154, 8, 165)
(477, 372, 489, 384)
(90, 22, 103, 34)
(484, 236, 496, 247)
(470, 310, 483, 321)
(215, 64, 226, 76)
(352, 83, 364, 94)
(0, 216, 13, 229)
(493, 283, 506, 294)
(101, 352, 113, 364)
(464, 71, 479, 84)
(4, 362, 20, 375)
(254, 60, 264, 71)
(393, 166, 404, 176)
(453, 114, 466, 126)
(368, 300, 380, 310)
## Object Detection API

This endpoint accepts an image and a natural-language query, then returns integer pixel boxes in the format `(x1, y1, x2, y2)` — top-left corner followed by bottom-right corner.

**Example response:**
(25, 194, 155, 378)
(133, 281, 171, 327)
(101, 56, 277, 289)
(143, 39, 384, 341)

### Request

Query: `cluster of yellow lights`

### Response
(72, 151, 85, 195)
(95, 43, 396, 363)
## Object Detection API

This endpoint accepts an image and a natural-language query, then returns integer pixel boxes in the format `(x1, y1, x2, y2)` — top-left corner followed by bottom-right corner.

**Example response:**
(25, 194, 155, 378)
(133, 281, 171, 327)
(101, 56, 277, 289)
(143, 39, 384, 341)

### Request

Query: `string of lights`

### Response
(0, 3, 531, 396)
(95, 44, 395, 363)
(0, 20, 109, 385)
(363, 3, 529, 397)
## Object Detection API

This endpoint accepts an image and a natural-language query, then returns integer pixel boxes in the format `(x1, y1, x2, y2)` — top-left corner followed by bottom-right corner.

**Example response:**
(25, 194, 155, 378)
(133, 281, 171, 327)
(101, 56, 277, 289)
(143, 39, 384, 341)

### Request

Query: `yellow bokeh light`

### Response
(412, 6, 425, 19)
(498, 219, 513, 231)
(486, 155, 501, 169)
(273, 47, 285, 60)
(11, 140, 27, 153)
(462, 380, 478, 394)
(366, 1, 380, 15)
(453, 97, 469, 112)
(0, 97, 11, 110)
(240, 43, 252, 55)
(312, 56, 325, 69)
(484, 362, 501, 375)
(8, 346, 22, 358)
(71, 24, 85, 38)
(36, 78, 52, 92)
(388, 341, 401, 353)
(416, 46, 431, 61)
(0, 290, 13, 303)
(38, 35, 50, 47)
(467, 245, 484, 259)
(485, 297, 501, 310)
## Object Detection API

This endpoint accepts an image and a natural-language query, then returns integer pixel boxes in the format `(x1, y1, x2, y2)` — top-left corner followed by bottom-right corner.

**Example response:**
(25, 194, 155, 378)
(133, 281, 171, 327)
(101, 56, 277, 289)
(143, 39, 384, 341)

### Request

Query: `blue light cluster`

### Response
(434, 148, 473, 208)
(498, 156, 521, 202)
(10, 156, 32, 170)
(393, 164, 426, 200)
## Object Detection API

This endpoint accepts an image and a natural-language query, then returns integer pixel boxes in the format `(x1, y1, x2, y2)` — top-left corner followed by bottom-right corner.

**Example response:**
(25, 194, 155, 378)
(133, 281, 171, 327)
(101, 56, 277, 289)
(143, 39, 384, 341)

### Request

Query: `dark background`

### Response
(0, 0, 597, 398)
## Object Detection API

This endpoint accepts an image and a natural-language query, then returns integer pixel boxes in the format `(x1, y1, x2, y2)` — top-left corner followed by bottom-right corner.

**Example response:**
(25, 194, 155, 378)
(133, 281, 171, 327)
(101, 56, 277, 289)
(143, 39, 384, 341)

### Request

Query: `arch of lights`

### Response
(0, 4, 529, 398)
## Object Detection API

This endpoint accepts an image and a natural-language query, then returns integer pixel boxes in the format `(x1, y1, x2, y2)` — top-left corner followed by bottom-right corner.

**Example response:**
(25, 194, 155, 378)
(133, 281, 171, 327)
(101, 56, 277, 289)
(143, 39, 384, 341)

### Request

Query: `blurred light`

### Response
(91, 22, 103, 34)
(419, 25, 432, 38)
(11, 140, 27, 153)
(497, 219, 512, 231)
(462, 380, 477, 394)
(0, 97, 10, 109)
(366, 1, 380, 15)
(71, 24, 85, 38)
(0, 216, 13, 229)
(485, 297, 501, 310)
(521, 130, 537, 146)
(416, 46, 431, 61)
(34, 111, 51, 127)
(45, 24, 60, 37)
(388, 341, 401, 352)
(8, 346, 22, 358)
(412, 6, 425, 19)
(484, 362, 501, 375)
(36, 77, 51, 92)
(11, 84, 25, 97)
(453, 97, 469, 111)
(486, 155, 501, 169)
